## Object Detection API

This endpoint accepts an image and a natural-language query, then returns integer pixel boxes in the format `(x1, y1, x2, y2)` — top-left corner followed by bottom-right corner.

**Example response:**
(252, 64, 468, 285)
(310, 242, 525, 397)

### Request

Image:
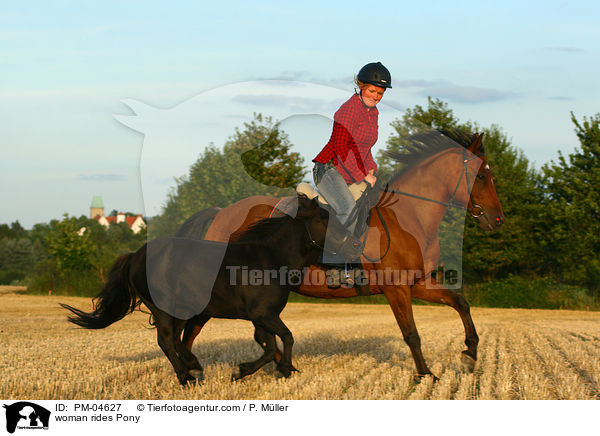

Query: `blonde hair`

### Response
(354, 77, 369, 91)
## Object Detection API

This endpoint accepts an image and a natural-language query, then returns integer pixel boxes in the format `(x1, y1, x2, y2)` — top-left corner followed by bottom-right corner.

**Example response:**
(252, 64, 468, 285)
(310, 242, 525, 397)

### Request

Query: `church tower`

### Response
(90, 196, 105, 219)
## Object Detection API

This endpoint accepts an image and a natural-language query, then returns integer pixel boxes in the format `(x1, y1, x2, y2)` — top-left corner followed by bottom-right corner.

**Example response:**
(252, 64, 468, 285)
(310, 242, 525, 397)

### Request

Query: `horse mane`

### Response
(384, 128, 483, 183)
(235, 194, 320, 244)
(235, 214, 293, 244)
(235, 194, 318, 244)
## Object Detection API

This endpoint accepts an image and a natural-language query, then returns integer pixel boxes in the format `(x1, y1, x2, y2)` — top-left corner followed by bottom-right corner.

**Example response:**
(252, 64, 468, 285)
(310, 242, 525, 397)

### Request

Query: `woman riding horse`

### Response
(313, 61, 392, 288)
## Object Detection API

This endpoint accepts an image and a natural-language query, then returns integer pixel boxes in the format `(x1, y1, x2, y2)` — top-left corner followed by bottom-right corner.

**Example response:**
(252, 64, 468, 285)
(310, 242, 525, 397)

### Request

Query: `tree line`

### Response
(0, 215, 146, 295)
(2, 100, 598, 308)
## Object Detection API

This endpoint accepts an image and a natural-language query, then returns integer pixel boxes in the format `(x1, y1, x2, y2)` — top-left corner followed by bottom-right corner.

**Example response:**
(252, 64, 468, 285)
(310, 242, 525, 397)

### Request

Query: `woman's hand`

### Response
(364, 172, 377, 187)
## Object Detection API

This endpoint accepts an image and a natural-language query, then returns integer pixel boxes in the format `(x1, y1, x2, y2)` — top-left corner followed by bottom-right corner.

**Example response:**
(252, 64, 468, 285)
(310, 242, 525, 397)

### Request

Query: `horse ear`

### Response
(470, 133, 484, 154)
(295, 194, 318, 217)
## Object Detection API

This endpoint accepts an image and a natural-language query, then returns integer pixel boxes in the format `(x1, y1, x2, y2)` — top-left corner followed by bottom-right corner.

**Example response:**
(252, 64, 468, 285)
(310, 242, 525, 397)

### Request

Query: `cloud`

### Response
(394, 79, 445, 88)
(250, 72, 355, 90)
(548, 96, 574, 101)
(77, 173, 126, 182)
(542, 46, 584, 53)
(82, 24, 117, 36)
(420, 84, 516, 104)
(380, 98, 407, 111)
(230, 94, 336, 112)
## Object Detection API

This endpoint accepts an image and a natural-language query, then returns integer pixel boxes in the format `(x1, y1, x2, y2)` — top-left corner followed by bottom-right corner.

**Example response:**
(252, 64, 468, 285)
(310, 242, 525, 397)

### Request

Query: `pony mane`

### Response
(234, 194, 319, 244)
(384, 128, 483, 183)
(235, 214, 294, 243)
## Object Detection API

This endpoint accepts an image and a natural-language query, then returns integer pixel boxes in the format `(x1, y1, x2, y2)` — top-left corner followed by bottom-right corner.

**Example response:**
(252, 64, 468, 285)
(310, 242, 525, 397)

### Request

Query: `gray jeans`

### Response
(316, 168, 356, 264)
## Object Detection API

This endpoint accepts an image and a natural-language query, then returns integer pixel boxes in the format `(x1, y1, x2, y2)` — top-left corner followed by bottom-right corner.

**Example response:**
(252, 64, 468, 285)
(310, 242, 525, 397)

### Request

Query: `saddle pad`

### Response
(268, 196, 299, 219)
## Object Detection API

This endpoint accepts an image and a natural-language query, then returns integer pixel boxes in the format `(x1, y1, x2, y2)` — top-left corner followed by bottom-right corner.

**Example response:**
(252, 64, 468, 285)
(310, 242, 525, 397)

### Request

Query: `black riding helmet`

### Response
(357, 62, 392, 88)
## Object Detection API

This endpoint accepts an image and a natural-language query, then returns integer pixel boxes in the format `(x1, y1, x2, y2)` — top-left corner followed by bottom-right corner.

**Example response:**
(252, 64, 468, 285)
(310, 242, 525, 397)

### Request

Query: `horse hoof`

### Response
(413, 373, 438, 384)
(184, 378, 201, 387)
(179, 375, 198, 387)
(461, 351, 476, 373)
(189, 369, 204, 382)
(275, 369, 292, 379)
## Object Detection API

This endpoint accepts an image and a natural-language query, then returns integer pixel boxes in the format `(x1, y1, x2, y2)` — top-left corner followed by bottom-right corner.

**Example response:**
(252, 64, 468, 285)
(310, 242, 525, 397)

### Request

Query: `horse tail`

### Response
(175, 207, 221, 239)
(60, 253, 138, 329)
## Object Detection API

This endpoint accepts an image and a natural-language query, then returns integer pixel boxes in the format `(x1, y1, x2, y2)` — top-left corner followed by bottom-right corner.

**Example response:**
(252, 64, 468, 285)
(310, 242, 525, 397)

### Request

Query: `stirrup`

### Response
(326, 265, 354, 289)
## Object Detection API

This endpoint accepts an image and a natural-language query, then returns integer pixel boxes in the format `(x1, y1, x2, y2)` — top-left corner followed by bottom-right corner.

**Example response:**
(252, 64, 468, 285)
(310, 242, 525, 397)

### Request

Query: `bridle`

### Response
(361, 147, 487, 263)
(385, 147, 487, 219)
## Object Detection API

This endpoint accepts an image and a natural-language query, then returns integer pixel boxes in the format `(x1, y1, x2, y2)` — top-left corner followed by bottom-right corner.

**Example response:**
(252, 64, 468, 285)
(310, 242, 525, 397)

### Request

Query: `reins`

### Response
(303, 217, 351, 256)
(361, 148, 486, 262)
(385, 148, 486, 218)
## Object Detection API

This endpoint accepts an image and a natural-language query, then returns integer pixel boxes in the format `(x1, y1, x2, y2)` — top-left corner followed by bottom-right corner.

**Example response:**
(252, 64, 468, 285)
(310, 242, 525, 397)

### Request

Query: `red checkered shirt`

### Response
(313, 93, 378, 184)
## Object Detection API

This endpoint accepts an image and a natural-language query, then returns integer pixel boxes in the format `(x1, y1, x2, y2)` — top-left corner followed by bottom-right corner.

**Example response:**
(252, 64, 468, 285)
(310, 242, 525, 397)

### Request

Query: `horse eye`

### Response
(477, 173, 486, 180)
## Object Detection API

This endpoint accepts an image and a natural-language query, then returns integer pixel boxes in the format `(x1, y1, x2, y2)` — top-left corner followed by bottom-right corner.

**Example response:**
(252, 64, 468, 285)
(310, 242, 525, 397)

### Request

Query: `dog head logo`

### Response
(3, 402, 50, 433)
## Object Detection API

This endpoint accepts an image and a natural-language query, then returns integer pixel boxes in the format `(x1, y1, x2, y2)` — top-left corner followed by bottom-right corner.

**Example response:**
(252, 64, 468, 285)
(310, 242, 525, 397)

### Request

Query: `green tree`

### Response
(45, 215, 95, 272)
(377, 97, 461, 179)
(0, 238, 40, 284)
(0, 221, 27, 240)
(151, 113, 306, 237)
(461, 124, 544, 280)
(542, 112, 600, 292)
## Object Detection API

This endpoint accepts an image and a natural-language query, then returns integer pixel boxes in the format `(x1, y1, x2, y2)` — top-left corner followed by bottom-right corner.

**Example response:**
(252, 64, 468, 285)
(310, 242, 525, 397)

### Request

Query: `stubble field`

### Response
(1, 286, 599, 400)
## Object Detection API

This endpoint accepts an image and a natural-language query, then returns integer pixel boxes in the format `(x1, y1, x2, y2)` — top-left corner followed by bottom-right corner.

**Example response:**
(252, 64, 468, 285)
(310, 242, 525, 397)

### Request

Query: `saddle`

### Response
(296, 180, 375, 240)
(296, 181, 368, 206)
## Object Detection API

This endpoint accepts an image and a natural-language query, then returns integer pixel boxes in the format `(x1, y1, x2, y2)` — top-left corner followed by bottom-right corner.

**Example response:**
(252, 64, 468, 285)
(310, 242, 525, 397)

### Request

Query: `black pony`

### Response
(61, 196, 362, 385)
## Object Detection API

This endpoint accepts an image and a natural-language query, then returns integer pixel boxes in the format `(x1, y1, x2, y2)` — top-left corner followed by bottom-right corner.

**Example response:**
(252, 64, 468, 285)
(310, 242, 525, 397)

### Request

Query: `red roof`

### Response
(94, 214, 144, 229)
(126, 215, 140, 226)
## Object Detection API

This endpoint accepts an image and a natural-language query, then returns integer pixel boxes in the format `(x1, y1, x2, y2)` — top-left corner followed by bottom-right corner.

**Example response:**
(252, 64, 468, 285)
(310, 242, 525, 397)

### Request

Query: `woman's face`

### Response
(361, 84, 386, 107)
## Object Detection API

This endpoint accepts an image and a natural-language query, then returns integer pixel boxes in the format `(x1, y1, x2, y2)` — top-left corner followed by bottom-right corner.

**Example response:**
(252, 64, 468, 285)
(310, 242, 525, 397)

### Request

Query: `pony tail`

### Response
(60, 253, 138, 329)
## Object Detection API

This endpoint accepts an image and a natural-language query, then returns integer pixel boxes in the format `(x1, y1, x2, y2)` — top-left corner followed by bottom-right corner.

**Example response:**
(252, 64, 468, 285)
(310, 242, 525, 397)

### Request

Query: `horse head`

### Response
(461, 132, 505, 231)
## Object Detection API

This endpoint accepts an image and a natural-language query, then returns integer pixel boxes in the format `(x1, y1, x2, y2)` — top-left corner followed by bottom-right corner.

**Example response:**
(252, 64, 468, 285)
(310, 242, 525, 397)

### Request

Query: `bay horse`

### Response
(61, 196, 362, 385)
(178, 128, 505, 379)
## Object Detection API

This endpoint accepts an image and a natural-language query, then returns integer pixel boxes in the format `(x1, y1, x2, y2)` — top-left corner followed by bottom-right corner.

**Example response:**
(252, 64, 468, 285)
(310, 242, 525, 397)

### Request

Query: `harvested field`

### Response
(1, 286, 599, 400)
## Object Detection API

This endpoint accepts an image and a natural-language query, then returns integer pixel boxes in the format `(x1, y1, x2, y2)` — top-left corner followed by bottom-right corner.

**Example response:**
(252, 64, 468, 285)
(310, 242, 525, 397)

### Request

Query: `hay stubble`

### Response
(1, 287, 598, 400)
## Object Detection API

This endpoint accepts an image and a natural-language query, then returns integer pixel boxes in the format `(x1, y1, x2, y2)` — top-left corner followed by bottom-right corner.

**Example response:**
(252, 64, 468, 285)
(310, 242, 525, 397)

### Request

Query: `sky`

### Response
(1, 0, 599, 228)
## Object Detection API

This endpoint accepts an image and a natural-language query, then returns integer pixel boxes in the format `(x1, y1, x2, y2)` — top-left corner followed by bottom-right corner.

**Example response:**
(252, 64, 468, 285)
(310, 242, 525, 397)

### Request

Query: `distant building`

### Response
(90, 196, 105, 219)
(89, 196, 146, 234)
(96, 213, 146, 234)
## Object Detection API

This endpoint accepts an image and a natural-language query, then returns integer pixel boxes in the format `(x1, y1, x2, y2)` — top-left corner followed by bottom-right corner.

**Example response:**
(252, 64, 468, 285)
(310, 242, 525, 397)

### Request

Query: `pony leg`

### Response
(172, 318, 204, 382)
(382, 285, 434, 378)
(411, 279, 479, 372)
(182, 314, 211, 351)
(153, 313, 196, 386)
(143, 299, 199, 386)
(253, 317, 295, 379)
(231, 326, 278, 381)
(253, 324, 298, 372)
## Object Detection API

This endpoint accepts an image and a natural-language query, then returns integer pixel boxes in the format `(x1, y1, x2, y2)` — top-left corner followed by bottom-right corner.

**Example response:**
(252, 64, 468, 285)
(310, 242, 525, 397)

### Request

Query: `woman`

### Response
(313, 61, 392, 287)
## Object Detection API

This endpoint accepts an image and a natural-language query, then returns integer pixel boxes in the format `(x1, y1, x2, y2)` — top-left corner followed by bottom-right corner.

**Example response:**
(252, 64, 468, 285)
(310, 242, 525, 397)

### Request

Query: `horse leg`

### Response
(172, 318, 204, 383)
(152, 311, 197, 386)
(253, 324, 298, 373)
(383, 285, 435, 379)
(231, 325, 278, 381)
(253, 316, 295, 379)
(141, 298, 200, 386)
(182, 314, 211, 351)
(411, 279, 479, 373)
